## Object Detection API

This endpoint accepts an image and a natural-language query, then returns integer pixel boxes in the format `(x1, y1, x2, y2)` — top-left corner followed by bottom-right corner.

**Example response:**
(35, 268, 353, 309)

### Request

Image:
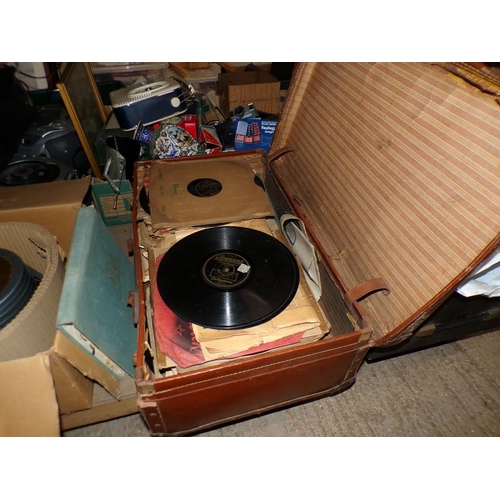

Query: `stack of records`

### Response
(151, 219, 328, 368)
(137, 157, 329, 370)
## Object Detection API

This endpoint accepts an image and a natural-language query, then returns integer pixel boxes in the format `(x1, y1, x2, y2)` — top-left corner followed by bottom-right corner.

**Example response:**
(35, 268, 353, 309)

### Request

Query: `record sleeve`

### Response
(148, 157, 274, 229)
(150, 218, 330, 366)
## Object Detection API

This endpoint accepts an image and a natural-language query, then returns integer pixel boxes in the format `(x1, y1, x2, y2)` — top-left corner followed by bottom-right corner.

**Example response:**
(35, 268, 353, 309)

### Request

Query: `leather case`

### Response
(132, 63, 500, 436)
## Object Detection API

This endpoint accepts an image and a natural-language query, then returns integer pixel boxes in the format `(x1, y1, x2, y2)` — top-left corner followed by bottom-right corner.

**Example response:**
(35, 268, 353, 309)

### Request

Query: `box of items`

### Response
(233, 118, 277, 152)
(132, 63, 500, 437)
(0, 179, 95, 436)
(91, 178, 133, 226)
(218, 70, 281, 117)
(0, 179, 137, 436)
(0, 178, 90, 257)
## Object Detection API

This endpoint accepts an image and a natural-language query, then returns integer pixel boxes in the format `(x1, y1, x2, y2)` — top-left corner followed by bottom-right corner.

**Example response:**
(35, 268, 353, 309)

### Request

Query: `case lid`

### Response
(269, 63, 500, 345)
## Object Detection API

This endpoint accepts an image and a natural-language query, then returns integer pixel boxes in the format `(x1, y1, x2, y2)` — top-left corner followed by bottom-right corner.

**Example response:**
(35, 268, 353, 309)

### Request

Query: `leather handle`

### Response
(267, 147, 294, 164)
(345, 278, 391, 308)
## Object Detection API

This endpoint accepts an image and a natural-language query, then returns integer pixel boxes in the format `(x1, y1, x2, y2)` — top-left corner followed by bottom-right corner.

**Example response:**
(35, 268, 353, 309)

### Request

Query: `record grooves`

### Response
(0, 158, 61, 185)
(0, 248, 39, 328)
(156, 226, 300, 330)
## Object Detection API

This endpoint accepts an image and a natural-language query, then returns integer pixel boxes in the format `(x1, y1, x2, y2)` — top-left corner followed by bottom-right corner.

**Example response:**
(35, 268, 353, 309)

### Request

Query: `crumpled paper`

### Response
(457, 248, 500, 298)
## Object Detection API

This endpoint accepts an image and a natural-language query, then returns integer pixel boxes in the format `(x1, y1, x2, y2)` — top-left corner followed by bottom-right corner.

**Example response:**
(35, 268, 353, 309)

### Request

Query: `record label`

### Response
(156, 226, 299, 330)
(187, 178, 223, 197)
(202, 252, 251, 289)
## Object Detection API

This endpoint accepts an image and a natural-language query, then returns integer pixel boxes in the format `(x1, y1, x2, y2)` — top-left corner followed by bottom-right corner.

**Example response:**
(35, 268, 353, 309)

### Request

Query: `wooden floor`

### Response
(63, 327, 500, 437)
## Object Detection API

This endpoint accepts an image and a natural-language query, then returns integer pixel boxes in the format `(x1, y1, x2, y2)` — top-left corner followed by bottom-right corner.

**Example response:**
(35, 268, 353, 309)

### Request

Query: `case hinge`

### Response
(127, 290, 140, 326)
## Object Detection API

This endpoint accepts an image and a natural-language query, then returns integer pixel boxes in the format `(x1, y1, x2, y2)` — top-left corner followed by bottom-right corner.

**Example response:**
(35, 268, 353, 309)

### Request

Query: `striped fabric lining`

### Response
(271, 63, 500, 341)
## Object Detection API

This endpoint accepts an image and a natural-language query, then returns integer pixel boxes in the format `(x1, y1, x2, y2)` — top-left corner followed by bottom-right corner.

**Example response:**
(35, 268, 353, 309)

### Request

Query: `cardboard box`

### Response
(0, 178, 91, 257)
(0, 220, 94, 436)
(0, 179, 137, 436)
(197, 92, 225, 124)
(91, 179, 133, 226)
(49, 348, 94, 414)
(233, 118, 277, 153)
(0, 341, 98, 436)
(198, 125, 223, 154)
(0, 354, 60, 437)
(218, 71, 281, 117)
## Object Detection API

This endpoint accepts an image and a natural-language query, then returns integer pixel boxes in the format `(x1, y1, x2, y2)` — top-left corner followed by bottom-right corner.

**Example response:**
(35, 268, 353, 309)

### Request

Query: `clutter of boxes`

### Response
(0, 62, 295, 436)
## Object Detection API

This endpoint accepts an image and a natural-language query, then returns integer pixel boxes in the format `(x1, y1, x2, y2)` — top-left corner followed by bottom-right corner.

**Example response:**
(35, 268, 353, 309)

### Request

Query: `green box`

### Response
(91, 180, 133, 226)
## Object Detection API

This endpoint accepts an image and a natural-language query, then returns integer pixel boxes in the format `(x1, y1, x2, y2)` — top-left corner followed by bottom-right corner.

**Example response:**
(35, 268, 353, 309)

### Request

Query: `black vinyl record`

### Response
(0, 248, 39, 328)
(139, 186, 150, 214)
(0, 158, 61, 185)
(156, 226, 300, 330)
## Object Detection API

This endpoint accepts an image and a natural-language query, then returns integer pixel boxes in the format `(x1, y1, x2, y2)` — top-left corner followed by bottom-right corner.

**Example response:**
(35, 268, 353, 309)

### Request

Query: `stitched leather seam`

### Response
(147, 340, 366, 396)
